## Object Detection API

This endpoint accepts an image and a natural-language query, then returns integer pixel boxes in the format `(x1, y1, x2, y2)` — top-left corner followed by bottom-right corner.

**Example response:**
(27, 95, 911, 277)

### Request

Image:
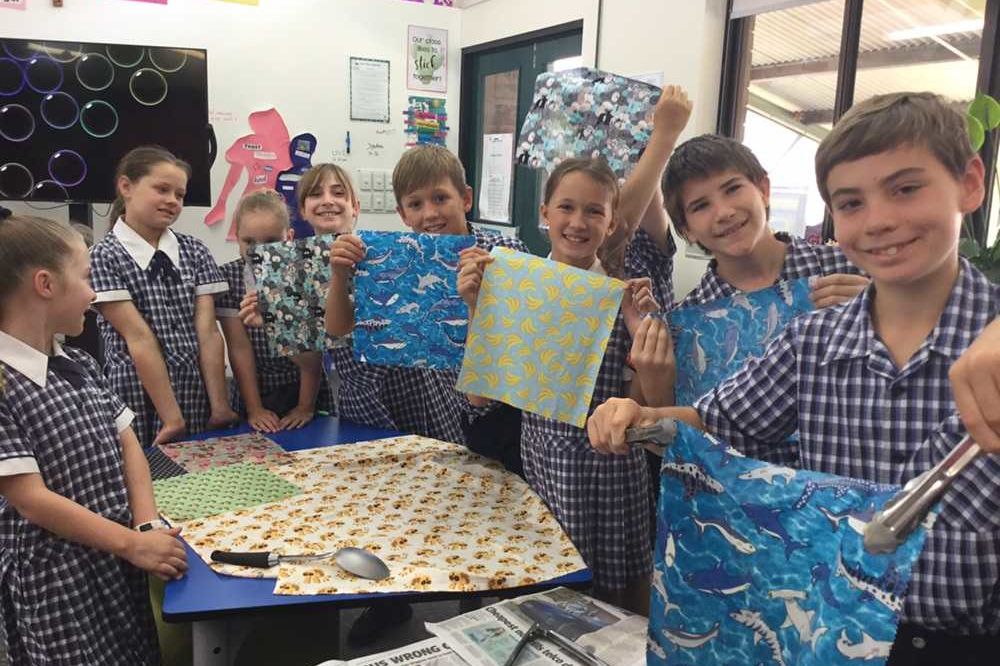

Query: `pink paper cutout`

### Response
(204, 108, 292, 239)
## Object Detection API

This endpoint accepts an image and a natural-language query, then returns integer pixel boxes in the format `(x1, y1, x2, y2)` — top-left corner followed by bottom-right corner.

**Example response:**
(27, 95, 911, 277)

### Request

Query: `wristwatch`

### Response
(135, 519, 170, 532)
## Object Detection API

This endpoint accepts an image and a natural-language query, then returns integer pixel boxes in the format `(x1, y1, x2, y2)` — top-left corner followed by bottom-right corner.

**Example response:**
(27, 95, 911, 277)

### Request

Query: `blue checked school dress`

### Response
(217, 258, 333, 415)
(0, 334, 159, 665)
(91, 221, 228, 447)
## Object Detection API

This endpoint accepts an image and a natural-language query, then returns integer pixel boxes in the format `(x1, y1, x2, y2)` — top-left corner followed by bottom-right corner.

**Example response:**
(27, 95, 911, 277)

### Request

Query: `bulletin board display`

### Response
(0, 37, 211, 204)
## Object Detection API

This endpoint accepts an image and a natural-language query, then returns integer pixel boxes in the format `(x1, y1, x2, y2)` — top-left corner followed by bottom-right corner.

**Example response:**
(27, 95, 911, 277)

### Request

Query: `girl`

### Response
(0, 215, 187, 665)
(217, 189, 332, 431)
(91, 146, 237, 447)
(459, 158, 673, 612)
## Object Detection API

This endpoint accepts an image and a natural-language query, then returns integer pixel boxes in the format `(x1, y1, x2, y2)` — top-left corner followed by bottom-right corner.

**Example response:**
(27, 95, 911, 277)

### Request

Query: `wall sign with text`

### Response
(407, 25, 447, 93)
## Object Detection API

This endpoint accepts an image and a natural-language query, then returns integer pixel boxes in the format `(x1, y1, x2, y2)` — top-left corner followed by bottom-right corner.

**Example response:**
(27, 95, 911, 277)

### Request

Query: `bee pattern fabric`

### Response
(177, 435, 587, 595)
(668, 278, 814, 407)
(515, 67, 662, 182)
(648, 423, 932, 666)
(457, 248, 625, 428)
(353, 231, 475, 369)
(248, 234, 345, 356)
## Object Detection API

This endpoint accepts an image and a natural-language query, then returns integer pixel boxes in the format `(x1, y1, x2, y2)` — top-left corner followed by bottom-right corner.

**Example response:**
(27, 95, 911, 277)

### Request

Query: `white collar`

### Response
(113, 218, 180, 270)
(547, 253, 605, 275)
(0, 330, 70, 388)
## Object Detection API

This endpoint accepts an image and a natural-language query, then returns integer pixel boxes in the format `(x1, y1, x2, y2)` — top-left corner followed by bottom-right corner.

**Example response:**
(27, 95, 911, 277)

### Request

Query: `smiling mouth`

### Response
(561, 232, 591, 245)
(424, 221, 446, 233)
(716, 219, 748, 238)
(867, 238, 916, 256)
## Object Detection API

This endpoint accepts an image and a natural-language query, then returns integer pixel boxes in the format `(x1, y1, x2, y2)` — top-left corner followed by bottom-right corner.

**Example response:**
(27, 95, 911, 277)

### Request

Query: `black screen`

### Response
(0, 37, 210, 205)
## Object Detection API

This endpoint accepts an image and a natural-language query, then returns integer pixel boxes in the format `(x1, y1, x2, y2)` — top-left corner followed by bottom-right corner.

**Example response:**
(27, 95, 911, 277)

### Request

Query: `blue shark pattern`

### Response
(668, 278, 814, 406)
(354, 231, 475, 369)
(249, 234, 345, 356)
(648, 423, 932, 665)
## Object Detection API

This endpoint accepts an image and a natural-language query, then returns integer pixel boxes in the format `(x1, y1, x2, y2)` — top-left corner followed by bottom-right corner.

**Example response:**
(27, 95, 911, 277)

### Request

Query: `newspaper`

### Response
(426, 588, 646, 666)
(315, 637, 466, 666)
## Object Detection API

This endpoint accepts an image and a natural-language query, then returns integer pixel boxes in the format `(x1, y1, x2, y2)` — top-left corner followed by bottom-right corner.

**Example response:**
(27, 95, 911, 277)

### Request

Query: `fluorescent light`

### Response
(888, 19, 982, 41)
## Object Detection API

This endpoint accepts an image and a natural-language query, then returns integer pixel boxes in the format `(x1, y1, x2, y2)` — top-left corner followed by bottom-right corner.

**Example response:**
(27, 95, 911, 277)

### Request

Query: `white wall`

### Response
(461, 0, 729, 299)
(0, 0, 463, 262)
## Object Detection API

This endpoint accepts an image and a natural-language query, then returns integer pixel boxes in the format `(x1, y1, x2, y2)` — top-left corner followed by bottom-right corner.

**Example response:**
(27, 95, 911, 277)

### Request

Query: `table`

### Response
(162, 417, 592, 666)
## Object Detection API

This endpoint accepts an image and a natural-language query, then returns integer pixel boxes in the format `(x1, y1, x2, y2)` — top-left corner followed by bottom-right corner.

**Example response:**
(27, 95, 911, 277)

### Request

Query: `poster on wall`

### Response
(350, 57, 391, 123)
(404, 96, 448, 147)
(407, 25, 447, 93)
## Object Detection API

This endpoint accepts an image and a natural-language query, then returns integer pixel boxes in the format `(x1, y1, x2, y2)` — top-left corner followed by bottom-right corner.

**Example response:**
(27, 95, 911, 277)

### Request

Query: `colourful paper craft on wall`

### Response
(276, 132, 318, 239)
(249, 234, 343, 356)
(516, 67, 661, 182)
(457, 248, 625, 428)
(404, 96, 449, 147)
(668, 278, 814, 406)
(204, 108, 292, 238)
(648, 424, 931, 666)
(353, 230, 474, 369)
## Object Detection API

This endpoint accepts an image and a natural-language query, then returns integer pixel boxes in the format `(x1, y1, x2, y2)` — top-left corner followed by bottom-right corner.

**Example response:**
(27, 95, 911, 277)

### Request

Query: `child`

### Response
(663, 133, 868, 308)
(91, 146, 237, 447)
(217, 189, 331, 431)
(587, 92, 1000, 663)
(0, 214, 187, 665)
(459, 157, 674, 613)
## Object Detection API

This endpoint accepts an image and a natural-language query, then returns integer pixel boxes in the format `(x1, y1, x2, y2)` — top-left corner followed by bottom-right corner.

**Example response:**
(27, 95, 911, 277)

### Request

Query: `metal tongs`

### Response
(864, 435, 982, 554)
(623, 417, 678, 456)
(502, 622, 612, 666)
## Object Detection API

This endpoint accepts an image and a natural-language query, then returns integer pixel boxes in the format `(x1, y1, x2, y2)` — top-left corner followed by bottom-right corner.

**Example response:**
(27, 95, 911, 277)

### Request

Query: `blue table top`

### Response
(162, 417, 591, 622)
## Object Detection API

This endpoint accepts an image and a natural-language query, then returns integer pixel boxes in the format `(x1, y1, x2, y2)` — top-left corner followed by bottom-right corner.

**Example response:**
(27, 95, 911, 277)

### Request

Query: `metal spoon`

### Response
(210, 547, 391, 580)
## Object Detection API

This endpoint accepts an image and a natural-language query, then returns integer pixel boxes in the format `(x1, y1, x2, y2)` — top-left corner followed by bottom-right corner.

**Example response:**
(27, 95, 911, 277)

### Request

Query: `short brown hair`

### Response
(110, 145, 192, 222)
(0, 215, 80, 316)
(296, 163, 358, 212)
(392, 145, 467, 205)
(543, 157, 625, 278)
(661, 134, 768, 238)
(815, 91, 974, 204)
(233, 189, 289, 234)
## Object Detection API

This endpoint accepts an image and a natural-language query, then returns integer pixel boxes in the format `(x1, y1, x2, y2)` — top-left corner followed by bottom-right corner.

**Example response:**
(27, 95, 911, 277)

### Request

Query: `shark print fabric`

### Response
(668, 278, 814, 406)
(648, 423, 932, 666)
(353, 231, 475, 370)
(515, 67, 662, 182)
(249, 234, 343, 356)
(457, 247, 625, 428)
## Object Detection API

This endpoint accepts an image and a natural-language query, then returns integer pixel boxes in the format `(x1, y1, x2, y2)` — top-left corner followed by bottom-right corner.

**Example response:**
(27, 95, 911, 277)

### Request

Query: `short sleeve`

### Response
(0, 392, 39, 476)
(67, 347, 135, 433)
(89, 241, 132, 303)
(625, 227, 676, 309)
(189, 237, 229, 297)
(215, 260, 243, 318)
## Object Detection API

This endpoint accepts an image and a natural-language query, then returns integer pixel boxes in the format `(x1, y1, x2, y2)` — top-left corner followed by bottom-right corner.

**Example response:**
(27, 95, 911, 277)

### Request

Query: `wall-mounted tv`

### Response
(0, 37, 212, 205)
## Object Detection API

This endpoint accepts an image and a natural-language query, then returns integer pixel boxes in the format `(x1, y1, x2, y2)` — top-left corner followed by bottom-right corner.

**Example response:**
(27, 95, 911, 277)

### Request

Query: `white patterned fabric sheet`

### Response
(178, 435, 587, 595)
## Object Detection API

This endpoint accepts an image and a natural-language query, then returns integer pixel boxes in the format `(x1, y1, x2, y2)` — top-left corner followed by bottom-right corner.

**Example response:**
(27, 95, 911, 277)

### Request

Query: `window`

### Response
(719, 0, 1000, 245)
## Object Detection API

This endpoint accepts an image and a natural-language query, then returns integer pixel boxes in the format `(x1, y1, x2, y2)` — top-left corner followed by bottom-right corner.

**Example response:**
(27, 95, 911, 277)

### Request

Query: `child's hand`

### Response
(622, 277, 660, 336)
(248, 408, 281, 433)
(809, 273, 869, 309)
(653, 85, 693, 140)
(629, 316, 675, 376)
(152, 419, 186, 446)
(239, 291, 264, 328)
(458, 247, 493, 311)
(207, 407, 239, 431)
(279, 405, 314, 430)
(586, 397, 656, 455)
(950, 318, 1000, 453)
(330, 234, 366, 279)
(125, 526, 188, 581)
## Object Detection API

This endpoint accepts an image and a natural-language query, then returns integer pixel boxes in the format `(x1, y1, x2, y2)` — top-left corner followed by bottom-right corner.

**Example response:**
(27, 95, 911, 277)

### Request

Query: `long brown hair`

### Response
(109, 145, 192, 223)
(543, 158, 624, 278)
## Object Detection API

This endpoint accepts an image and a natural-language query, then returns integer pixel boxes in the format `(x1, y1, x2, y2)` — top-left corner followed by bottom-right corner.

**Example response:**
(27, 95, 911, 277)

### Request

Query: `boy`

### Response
(324, 145, 527, 645)
(663, 134, 867, 308)
(587, 92, 1000, 664)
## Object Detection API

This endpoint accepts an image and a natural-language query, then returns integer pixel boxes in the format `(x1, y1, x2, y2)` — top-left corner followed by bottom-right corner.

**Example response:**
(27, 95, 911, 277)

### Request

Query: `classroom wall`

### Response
(0, 0, 463, 263)
(461, 0, 729, 299)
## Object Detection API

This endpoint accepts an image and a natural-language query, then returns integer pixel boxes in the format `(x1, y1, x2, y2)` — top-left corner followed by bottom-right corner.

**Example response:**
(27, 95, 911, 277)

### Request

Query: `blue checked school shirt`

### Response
(694, 258, 1000, 634)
